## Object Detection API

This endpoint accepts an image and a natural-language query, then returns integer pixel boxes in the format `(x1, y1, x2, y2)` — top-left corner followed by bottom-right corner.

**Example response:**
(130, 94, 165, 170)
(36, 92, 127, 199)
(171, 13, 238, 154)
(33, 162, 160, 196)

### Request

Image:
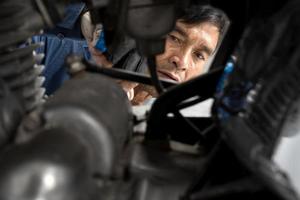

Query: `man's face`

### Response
(156, 20, 220, 83)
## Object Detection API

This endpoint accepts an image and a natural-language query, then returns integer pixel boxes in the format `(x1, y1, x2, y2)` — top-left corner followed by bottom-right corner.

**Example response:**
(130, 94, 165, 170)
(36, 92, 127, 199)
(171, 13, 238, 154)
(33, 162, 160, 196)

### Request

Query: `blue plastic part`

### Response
(94, 31, 107, 52)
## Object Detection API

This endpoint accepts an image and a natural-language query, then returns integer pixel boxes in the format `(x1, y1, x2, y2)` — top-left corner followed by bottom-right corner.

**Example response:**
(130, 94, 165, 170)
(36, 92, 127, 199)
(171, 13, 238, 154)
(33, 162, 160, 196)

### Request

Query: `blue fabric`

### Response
(32, 3, 90, 95)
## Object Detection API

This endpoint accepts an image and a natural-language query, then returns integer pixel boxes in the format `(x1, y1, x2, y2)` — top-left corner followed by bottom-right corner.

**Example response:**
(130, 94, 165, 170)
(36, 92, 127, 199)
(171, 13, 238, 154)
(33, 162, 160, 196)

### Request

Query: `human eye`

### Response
(168, 34, 181, 44)
(194, 51, 206, 61)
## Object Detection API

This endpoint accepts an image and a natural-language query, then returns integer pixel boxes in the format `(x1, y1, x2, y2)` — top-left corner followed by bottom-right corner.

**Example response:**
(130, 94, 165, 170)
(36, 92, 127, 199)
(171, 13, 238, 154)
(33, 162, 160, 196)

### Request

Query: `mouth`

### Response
(157, 70, 180, 82)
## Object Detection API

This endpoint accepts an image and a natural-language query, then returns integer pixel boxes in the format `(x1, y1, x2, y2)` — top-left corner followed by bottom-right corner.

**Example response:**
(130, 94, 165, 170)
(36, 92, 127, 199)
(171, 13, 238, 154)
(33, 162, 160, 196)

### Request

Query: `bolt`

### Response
(66, 55, 86, 76)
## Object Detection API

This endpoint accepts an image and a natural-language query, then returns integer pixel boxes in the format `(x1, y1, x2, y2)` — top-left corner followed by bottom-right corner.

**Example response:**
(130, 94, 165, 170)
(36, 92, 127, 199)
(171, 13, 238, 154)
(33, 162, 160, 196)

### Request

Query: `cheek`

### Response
(155, 54, 165, 70)
(155, 44, 172, 68)
(185, 63, 205, 80)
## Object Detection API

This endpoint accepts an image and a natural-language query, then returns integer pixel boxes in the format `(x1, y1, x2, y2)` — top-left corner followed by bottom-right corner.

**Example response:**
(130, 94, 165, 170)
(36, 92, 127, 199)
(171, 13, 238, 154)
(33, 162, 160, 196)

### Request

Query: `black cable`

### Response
(199, 123, 216, 138)
(146, 67, 224, 141)
(176, 96, 206, 110)
(147, 56, 165, 94)
(188, 177, 262, 200)
(172, 109, 206, 144)
(181, 139, 223, 197)
(85, 61, 177, 88)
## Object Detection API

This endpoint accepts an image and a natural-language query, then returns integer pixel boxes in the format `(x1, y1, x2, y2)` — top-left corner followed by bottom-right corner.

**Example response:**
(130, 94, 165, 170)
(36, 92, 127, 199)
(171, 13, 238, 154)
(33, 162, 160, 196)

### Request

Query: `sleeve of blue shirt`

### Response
(32, 3, 90, 95)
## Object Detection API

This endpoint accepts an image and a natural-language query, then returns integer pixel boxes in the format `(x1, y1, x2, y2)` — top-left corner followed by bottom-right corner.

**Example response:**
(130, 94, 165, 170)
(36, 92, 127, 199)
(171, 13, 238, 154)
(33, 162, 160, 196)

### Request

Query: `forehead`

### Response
(175, 21, 220, 51)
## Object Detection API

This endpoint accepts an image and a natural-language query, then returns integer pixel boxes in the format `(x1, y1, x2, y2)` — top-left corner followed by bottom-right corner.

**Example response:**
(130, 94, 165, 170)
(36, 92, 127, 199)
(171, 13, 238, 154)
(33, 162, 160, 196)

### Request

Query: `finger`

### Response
(88, 45, 113, 68)
(117, 80, 138, 92)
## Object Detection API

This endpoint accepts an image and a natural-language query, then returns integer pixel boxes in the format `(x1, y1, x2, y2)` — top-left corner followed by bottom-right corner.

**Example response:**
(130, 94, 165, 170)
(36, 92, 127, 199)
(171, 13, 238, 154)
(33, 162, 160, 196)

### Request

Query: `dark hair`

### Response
(178, 5, 229, 35)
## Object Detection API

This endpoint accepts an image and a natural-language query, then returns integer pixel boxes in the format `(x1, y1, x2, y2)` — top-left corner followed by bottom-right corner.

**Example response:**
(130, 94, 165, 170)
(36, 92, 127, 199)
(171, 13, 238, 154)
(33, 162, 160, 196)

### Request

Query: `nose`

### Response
(169, 51, 189, 71)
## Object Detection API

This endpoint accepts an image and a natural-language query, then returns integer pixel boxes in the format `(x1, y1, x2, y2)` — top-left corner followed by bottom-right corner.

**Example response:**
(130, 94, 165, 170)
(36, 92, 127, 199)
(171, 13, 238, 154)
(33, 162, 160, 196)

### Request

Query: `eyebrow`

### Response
(201, 45, 214, 56)
(173, 25, 188, 38)
(174, 25, 214, 56)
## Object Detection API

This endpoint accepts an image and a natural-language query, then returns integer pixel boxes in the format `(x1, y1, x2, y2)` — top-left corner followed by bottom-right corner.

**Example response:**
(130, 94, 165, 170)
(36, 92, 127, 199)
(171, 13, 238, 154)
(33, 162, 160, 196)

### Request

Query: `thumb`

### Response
(117, 80, 138, 92)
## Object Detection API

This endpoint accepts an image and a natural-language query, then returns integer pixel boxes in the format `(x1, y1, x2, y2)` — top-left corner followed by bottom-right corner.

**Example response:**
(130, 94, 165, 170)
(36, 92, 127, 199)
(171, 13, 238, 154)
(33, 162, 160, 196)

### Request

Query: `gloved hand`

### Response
(81, 11, 112, 68)
(81, 11, 151, 102)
